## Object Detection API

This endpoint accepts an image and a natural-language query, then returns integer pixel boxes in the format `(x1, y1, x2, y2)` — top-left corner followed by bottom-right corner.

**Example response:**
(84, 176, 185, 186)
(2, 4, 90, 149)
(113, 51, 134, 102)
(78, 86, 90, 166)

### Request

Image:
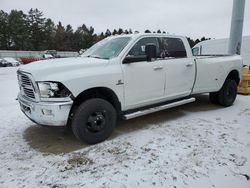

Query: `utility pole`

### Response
(228, 0, 245, 55)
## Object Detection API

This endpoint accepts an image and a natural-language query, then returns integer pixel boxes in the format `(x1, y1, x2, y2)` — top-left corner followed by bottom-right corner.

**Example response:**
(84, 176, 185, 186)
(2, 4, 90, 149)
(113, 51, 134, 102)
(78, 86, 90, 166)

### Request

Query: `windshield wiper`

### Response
(87, 55, 102, 59)
(86, 55, 109, 60)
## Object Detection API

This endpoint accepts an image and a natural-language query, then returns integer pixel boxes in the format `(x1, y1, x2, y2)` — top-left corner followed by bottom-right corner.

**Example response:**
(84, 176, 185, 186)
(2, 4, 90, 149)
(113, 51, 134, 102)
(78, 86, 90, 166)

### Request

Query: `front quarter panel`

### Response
(60, 59, 124, 109)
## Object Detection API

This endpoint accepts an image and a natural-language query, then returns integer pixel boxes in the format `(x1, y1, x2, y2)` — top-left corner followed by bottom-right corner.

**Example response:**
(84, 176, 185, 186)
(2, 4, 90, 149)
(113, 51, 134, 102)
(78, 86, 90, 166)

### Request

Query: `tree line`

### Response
(0, 9, 210, 52)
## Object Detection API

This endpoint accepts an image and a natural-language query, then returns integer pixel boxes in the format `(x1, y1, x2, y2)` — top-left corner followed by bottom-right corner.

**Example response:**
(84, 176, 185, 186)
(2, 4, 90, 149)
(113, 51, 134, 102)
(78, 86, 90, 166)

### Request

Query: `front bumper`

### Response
(18, 93, 73, 126)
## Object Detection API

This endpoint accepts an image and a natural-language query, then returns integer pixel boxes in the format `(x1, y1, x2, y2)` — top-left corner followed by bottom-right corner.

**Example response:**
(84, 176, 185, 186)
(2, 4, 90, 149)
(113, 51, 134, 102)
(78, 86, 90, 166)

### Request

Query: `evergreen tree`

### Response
(201, 37, 206, 41)
(0, 10, 10, 49)
(43, 18, 56, 50)
(200, 36, 210, 41)
(195, 39, 200, 44)
(82, 24, 97, 48)
(124, 29, 129, 34)
(8, 10, 30, 50)
(65, 24, 74, 51)
(54, 22, 66, 51)
(0, 9, 211, 52)
(104, 29, 111, 37)
(72, 27, 83, 51)
(187, 37, 196, 47)
(98, 32, 105, 41)
(112, 29, 118, 35)
(27, 8, 46, 50)
(118, 28, 123, 35)
(73, 24, 96, 51)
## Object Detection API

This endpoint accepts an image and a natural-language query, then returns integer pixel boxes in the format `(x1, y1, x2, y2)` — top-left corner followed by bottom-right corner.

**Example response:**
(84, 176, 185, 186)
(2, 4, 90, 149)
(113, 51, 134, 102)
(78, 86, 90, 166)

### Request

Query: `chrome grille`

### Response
(20, 75, 32, 86)
(17, 72, 36, 100)
(23, 87, 35, 98)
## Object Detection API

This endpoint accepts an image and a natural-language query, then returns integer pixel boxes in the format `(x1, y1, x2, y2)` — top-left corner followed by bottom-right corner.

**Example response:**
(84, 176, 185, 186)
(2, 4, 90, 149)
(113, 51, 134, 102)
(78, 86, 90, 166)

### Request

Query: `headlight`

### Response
(37, 82, 71, 98)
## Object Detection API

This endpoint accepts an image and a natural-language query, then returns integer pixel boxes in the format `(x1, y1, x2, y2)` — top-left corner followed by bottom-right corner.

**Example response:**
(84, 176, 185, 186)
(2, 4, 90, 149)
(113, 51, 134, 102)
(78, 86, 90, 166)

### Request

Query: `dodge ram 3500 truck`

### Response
(17, 33, 242, 144)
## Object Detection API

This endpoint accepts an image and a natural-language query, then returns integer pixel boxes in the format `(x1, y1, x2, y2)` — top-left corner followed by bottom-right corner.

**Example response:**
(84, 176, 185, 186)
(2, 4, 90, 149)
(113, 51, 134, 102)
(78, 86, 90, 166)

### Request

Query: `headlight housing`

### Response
(37, 82, 71, 99)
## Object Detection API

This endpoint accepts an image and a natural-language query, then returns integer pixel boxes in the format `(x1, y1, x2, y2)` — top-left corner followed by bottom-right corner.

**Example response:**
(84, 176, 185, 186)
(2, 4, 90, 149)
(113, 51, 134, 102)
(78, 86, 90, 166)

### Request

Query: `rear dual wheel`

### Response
(209, 79, 237, 107)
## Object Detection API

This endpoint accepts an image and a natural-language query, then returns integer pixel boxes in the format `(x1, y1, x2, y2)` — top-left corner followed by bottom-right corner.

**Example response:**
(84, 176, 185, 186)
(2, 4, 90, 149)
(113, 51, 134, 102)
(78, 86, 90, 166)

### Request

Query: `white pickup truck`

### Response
(17, 33, 242, 144)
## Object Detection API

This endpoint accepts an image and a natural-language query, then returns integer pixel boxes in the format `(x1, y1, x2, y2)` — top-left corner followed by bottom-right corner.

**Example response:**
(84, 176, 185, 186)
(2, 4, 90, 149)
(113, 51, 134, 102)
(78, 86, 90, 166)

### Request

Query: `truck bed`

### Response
(192, 55, 242, 94)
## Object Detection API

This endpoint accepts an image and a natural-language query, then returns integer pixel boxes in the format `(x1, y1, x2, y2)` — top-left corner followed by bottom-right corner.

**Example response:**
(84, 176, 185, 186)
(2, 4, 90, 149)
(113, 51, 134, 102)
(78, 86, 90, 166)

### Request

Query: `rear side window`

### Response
(192, 47, 199, 56)
(128, 37, 160, 57)
(160, 38, 187, 58)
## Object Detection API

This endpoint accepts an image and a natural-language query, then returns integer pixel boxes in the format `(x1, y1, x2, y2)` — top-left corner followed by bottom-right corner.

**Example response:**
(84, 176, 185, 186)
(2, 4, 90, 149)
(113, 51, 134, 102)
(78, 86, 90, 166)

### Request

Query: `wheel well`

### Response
(227, 70, 240, 85)
(69, 87, 121, 122)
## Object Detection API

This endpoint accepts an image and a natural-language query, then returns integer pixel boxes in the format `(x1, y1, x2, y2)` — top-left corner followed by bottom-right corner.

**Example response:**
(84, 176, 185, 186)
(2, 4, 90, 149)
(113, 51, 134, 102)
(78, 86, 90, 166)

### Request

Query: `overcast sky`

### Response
(1, 0, 249, 39)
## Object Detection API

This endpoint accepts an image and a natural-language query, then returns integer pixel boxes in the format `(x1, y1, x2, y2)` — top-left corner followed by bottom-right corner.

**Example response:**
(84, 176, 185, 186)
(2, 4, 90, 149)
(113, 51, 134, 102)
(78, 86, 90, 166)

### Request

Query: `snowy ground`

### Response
(0, 67, 250, 188)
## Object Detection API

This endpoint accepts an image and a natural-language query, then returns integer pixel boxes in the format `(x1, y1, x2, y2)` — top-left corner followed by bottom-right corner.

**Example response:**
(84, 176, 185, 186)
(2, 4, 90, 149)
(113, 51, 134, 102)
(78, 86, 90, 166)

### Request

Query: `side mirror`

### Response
(145, 44, 157, 61)
(123, 55, 147, 64)
(122, 43, 157, 64)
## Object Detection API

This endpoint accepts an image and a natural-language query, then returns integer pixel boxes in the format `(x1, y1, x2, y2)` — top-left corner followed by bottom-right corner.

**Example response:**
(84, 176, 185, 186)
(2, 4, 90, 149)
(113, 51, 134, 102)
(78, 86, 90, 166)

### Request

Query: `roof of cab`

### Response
(108, 33, 186, 40)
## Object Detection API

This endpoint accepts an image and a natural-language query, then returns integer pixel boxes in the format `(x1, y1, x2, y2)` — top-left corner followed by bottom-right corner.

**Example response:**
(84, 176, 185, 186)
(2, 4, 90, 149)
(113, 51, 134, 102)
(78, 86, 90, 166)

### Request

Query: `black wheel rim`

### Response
(86, 111, 106, 133)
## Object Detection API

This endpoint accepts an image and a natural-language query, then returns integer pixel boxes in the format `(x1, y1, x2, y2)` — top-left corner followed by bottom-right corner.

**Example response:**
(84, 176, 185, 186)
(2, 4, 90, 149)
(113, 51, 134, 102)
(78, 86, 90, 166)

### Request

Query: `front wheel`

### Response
(218, 79, 237, 107)
(209, 92, 219, 105)
(71, 98, 117, 144)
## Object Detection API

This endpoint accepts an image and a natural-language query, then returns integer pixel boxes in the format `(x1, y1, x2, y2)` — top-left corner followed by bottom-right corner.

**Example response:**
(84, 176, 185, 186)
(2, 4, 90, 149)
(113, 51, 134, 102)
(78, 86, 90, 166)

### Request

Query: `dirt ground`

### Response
(23, 95, 218, 154)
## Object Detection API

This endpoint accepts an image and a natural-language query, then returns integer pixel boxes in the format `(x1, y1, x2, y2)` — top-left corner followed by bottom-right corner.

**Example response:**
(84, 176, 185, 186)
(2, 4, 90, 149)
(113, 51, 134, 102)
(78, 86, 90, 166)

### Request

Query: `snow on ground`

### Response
(0, 67, 250, 188)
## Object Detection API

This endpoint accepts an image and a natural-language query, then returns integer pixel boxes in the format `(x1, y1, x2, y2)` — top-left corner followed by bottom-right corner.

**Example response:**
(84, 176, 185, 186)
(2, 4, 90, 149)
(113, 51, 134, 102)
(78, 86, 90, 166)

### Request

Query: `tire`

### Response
(218, 79, 237, 107)
(71, 98, 117, 144)
(209, 92, 219, 105)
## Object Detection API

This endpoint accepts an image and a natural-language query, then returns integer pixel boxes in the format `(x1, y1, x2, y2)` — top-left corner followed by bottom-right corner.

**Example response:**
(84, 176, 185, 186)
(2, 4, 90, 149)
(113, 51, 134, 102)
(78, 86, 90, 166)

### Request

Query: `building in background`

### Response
(192, 36, 250, 65)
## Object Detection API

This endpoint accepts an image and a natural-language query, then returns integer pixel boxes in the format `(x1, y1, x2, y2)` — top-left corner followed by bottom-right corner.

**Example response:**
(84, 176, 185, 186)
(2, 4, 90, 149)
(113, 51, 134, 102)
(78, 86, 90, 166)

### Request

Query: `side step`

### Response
(123, 97, 196, 120)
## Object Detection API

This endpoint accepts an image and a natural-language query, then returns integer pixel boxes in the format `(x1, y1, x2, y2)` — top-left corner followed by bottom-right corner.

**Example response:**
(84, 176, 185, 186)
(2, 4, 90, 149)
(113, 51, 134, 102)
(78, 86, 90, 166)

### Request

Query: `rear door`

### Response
(160, 37, 196, 99)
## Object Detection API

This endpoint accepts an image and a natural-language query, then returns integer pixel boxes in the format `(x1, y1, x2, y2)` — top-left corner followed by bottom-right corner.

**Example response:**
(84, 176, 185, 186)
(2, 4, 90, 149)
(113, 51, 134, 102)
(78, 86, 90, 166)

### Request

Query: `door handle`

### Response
(186, 63, 193, 67)
(153, 66, 163, 70)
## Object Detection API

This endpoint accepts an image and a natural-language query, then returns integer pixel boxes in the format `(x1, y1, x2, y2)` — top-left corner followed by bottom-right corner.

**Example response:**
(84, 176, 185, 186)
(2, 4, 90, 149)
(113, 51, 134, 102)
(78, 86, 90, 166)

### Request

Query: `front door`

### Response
(122, 37, 166, 109)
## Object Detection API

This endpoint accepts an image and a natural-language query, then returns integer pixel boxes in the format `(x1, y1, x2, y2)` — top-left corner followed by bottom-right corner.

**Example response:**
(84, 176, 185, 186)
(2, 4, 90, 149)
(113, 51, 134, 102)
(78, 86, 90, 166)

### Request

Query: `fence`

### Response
(0, 50, 79, 59)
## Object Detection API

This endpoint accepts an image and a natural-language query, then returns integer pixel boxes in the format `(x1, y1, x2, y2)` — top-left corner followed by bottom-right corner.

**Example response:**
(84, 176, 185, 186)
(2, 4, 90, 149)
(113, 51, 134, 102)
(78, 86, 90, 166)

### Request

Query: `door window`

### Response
(128, 37, 160, 57)
(160, 38, 187, 58)
(192, 47, 199, 56)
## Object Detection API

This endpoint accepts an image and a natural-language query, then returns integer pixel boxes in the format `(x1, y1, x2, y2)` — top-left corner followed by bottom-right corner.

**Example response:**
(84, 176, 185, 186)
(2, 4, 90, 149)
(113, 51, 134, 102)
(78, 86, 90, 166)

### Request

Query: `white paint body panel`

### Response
(18, 33, 242, 113)
(164, 57, 195, 99)
(122, 59, 166, 109)
(192, 55, 242, 94)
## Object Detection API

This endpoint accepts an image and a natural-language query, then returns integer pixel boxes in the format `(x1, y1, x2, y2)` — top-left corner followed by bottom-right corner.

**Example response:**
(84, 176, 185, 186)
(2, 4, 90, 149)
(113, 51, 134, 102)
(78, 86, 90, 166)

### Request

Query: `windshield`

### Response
(82, 37, 131, 59)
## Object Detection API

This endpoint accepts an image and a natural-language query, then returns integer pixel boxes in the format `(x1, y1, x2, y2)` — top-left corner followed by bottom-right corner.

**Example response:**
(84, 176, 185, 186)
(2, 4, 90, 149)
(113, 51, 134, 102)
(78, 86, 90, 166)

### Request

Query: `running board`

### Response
(123, 97, 196, 120)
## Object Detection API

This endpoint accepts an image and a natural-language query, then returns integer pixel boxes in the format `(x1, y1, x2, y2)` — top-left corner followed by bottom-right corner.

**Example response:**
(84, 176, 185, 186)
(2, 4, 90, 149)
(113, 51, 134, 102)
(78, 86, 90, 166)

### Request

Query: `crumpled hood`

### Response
(18, 57, 109, 81)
